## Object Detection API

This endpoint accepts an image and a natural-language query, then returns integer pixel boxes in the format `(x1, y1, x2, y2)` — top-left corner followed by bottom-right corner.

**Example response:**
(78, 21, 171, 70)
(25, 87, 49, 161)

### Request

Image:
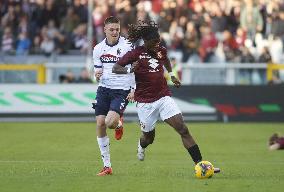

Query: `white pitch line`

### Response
(0, 160, 98, 163)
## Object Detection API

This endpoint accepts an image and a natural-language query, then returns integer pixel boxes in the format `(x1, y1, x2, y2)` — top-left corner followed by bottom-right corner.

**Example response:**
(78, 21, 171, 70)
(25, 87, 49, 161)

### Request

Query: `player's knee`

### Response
(96, 119, 105, 129)
(178, 126, 189, 137)
(105, 118, 117, 129)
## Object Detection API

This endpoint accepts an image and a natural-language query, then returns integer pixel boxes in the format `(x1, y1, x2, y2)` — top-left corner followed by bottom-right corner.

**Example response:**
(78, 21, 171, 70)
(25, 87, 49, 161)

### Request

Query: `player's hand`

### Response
(126, 91, 135, 103)
(95, 69, 103, 82)
(171, 76, 181, 88)
(130, 61, 139, 73)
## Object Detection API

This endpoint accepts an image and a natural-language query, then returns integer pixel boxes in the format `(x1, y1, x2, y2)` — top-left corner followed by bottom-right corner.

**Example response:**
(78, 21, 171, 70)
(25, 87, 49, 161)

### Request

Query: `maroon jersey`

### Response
(277, 137, 284, 149)
(117, 46, 171, 103)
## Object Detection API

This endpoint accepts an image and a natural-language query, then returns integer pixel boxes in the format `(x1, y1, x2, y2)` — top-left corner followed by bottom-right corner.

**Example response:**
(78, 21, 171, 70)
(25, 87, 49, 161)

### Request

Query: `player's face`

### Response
(145, 38, 160, 53)
(104, 23, 120, 44)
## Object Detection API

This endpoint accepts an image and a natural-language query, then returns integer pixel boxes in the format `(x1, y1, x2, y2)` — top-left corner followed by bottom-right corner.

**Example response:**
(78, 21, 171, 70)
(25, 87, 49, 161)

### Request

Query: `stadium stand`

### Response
(0, 0, 284, 84)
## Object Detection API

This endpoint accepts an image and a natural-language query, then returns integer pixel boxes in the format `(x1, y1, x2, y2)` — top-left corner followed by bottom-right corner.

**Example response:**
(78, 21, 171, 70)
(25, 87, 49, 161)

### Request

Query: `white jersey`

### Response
(93, 36, 135, 90)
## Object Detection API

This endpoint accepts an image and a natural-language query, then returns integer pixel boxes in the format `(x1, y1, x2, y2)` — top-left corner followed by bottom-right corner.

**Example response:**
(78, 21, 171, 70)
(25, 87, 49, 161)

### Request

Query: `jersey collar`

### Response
(105, 36, 120, 47)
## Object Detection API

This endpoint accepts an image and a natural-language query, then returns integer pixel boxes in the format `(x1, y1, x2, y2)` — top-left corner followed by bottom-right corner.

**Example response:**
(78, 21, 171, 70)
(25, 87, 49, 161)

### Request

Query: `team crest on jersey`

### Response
(157, 51, 162, 59)
(100, 54, 120, 63)
(139, 121, 146, 130)
(148, 58, 160, 72)
(117, 48, 121, 55)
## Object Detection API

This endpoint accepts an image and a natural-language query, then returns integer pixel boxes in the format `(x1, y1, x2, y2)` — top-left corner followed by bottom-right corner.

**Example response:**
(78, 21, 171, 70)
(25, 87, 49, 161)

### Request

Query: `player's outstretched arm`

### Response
(112, 61, 138, 74)
(112, 63, 129, 74)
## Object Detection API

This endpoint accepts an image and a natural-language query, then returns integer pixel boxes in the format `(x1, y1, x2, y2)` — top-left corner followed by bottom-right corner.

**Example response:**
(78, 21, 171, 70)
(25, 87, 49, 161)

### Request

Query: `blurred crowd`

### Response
(0, 0, 284, 64)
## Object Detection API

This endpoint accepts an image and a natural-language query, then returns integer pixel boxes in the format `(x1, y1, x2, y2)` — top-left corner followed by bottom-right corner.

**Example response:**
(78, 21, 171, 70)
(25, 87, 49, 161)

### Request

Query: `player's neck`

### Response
(106, 37, 119, 46)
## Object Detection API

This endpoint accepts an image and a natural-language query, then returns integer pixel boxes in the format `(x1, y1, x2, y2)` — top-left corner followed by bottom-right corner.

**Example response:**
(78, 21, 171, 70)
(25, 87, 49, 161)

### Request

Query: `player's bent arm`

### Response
(112, 63, 129, 74)
(163, 57, 173, 74)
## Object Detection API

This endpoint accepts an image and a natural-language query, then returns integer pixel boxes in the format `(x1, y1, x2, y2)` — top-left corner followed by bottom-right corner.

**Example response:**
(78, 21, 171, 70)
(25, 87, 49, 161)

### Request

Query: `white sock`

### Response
(97, 136, 111, 167)
(138, 139, 145, 152)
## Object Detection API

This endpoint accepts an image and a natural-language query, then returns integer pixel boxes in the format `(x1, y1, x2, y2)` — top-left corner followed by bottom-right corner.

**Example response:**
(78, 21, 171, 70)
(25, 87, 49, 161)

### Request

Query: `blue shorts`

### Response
(92, 86, 130, 116)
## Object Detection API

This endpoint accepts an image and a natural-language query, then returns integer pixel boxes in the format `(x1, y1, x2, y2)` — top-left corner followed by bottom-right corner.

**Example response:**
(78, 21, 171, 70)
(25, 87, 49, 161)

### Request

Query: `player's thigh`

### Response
(109, 89, 130, 116)
(137, 102, 159, 132)
(93, 87, 110, 116)
(159, 96, 181, 121)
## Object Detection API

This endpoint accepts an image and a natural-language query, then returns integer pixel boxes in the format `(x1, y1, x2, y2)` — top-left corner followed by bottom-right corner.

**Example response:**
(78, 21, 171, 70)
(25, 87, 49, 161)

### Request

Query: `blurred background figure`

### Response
(268, 133, 284, 150)
(59, 70, 75, 83)
(76, 68, 92, 83)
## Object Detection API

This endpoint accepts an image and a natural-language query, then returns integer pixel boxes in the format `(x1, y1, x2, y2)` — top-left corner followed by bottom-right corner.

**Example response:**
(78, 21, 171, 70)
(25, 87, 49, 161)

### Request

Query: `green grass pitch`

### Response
(0, 122, 284, 192)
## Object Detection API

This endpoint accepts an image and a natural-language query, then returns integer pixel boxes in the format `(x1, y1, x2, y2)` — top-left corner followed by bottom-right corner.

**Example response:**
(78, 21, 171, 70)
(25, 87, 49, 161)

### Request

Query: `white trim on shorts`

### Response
(137, 96, 181, 132)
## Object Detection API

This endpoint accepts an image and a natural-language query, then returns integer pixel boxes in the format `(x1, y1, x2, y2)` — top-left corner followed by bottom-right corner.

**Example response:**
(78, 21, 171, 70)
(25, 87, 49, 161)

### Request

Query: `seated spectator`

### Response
(40, 34, 55, 57)
(181, 21, 200, 62)
(1, 26, 14, 54)
(72, 23, 88, 54)
(268, 133, 284, 150)
(16, 32, 31, 55)
(76, 68, 93, 83)
(258, 46, 272, 63)
(199, 26, 218, 62)
(59, 70, 75, 83)
(46, 19, 66, 54)
(222, 30, 241, 62)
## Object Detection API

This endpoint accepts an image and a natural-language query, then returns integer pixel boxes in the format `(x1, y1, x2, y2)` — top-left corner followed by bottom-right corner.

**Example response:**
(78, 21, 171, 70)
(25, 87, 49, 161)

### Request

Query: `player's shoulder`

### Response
(119, 36, 134, 47)
(93, 39, 106, 51)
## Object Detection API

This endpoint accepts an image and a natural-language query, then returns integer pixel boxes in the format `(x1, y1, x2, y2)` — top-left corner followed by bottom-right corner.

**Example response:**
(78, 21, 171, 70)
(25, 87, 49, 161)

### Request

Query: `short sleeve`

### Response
(93, 46, 102, 69)
(117, 49, 139, 67)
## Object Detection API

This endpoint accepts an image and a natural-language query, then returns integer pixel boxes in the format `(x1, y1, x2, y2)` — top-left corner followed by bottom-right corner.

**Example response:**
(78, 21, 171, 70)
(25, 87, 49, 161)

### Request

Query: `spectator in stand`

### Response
(59, 70, 76, 83)
(60, 7, 80, 50)
(72, 23, 88, 54)
(0, 0, 283, 63)
(40, 0, 59, 27)
(40, 28, 55, 57)
(16, 31, 31, 55)
(181, 21, 200, 63)
(258, 46, 272, 84)
(235, 28, 247, 48)
(227, 1, 242, 34)
(46, 19, 66, 54)
(209, 2, 227, 39)
(258, 46, 272, 63)
(199, 26, 218, 62)
(30, 35, 41, 55)
(239, 46, 256, 84)
(73, 0, 88, 23)
(240, 0, 263, 41)
(1, 26, 14, 54)
(222, 30, 241, 62)
(240, 46, 255, 63)
(76, 68, 93, 83)
(1, 5, 18, 35)
(271, 10, 284, 44)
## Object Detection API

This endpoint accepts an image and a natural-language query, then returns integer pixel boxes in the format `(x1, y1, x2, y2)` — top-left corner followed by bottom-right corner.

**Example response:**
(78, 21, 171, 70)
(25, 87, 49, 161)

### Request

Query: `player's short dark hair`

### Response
(127, 20, 159, 43)
(104, 16, 120, 25)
